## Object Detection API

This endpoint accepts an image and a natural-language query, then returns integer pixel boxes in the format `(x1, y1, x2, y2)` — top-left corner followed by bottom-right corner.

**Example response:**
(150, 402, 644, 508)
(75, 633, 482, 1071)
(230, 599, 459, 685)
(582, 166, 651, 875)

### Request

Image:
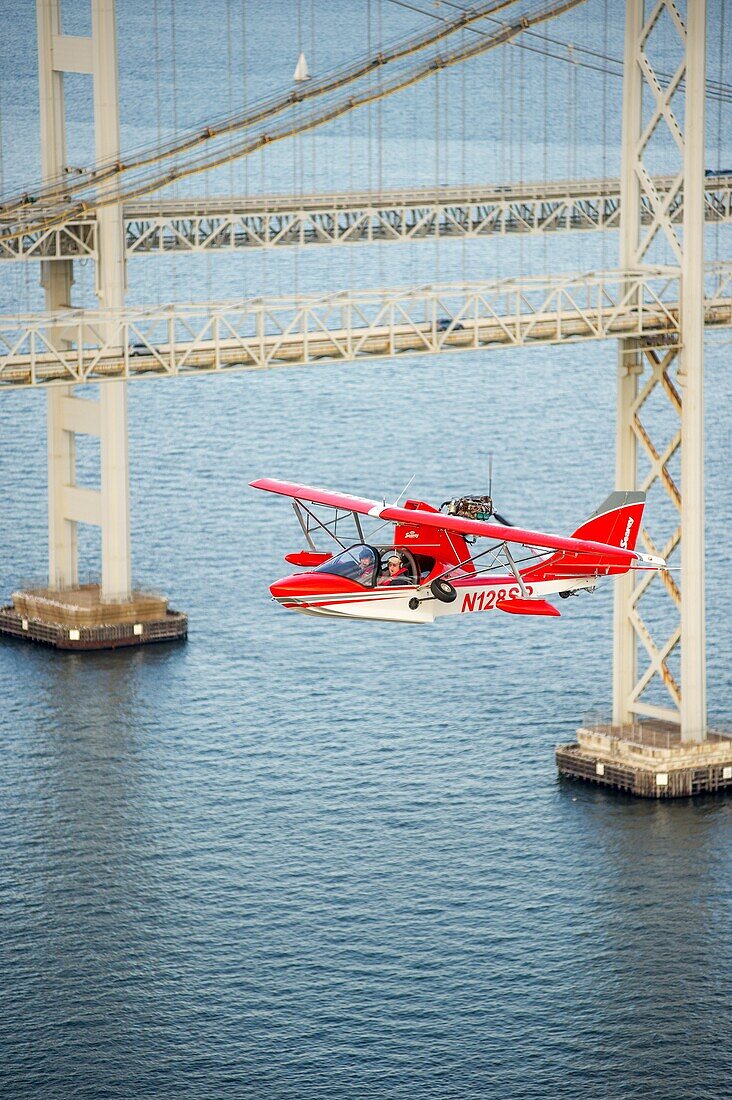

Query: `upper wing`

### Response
(250, 477, 383, 517)
(250, 477, 640, 567)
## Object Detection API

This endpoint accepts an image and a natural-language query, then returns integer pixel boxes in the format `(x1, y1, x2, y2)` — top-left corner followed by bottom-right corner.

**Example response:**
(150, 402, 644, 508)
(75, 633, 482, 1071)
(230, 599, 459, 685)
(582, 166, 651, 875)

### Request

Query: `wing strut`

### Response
(298, 500, 348, 550)
(293, 501, 317, 550)
(503, 542, 529, 598)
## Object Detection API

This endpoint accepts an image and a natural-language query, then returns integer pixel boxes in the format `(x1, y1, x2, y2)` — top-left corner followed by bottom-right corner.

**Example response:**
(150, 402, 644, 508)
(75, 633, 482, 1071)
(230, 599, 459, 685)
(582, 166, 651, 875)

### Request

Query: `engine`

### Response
(440, 495, 495, 521)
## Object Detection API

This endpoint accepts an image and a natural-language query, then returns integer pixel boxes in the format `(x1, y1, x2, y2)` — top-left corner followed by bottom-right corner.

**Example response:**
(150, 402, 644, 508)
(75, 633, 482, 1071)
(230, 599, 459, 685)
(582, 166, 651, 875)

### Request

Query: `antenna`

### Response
(393, 474, 416, 507)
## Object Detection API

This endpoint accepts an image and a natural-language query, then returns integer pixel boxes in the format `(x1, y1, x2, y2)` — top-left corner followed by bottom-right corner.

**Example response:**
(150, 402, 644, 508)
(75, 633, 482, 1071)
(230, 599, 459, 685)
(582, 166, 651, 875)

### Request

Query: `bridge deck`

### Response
(2, 175, 731, 261)
(1, 266, 730, 391)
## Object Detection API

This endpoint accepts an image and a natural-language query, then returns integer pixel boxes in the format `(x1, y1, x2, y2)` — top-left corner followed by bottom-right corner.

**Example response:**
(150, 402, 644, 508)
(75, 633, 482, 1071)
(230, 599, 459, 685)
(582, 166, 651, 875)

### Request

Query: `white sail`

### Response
(293, 52, 310, 82)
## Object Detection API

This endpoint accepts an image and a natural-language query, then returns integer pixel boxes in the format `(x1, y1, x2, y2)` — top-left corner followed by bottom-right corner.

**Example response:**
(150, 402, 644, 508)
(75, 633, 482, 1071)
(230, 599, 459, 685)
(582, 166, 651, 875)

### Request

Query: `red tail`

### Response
(570, 490, 646, 551)
(523, 491, 646, 581)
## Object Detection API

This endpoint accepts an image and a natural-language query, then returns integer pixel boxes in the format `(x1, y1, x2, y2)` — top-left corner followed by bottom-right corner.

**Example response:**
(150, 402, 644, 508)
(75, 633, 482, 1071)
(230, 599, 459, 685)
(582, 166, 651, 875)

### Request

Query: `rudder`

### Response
(571, 490, 646, 551)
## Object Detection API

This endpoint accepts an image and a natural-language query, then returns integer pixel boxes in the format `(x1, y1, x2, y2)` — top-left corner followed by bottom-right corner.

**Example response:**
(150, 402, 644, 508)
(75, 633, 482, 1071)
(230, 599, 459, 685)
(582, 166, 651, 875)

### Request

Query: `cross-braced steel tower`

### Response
(613, 0, 707, 741)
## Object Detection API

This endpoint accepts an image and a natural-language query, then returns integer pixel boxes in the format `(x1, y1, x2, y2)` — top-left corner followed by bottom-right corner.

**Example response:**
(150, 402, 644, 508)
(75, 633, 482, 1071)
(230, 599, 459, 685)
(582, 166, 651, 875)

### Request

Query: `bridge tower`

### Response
(614, 0, 706, 741)
(7, 0, 187, 648)
(557, 0, 732, 796)
(38, 0, 130, 600)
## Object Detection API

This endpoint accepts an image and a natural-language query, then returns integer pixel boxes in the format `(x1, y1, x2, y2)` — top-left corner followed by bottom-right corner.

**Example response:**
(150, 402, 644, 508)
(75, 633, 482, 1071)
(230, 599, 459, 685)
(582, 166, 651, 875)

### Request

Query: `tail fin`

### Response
(570, 490, 646, 551)
(522, 490, 646, 582)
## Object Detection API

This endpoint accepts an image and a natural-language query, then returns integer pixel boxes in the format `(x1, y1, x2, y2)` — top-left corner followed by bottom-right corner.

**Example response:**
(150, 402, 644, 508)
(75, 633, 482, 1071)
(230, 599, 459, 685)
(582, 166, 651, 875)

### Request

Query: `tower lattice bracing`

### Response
(614, 0, 707, 738)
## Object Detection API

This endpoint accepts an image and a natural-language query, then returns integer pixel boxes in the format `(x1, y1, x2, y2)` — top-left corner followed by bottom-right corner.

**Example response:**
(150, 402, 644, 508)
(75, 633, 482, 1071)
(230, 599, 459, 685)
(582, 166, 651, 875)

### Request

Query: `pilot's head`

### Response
(387, 554, 402, 574)
(358, 549, 372, 569)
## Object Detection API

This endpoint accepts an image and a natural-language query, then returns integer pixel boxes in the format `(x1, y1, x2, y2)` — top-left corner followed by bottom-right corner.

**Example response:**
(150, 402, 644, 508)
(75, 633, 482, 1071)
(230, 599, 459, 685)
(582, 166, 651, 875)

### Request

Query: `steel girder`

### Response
(614, 0, 708, 737)
(0, 265, 729, 391)
(1, 175, 730, 261)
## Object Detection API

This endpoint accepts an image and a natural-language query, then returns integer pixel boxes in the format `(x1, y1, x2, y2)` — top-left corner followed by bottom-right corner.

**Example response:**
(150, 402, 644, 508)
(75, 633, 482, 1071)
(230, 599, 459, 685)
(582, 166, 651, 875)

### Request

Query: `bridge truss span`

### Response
(2, 175, 731, 261)
(1, 265, 730, 391)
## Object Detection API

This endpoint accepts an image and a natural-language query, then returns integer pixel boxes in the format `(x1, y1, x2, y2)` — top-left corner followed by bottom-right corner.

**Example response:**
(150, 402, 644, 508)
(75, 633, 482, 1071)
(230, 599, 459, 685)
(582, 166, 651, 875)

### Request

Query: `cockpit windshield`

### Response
(314, 544, 378, 587)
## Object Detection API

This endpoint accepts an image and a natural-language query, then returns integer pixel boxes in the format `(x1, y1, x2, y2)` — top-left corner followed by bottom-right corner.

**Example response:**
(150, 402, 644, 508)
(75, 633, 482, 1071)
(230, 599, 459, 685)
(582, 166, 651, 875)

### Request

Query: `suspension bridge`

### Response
(1, 0, 730, 794)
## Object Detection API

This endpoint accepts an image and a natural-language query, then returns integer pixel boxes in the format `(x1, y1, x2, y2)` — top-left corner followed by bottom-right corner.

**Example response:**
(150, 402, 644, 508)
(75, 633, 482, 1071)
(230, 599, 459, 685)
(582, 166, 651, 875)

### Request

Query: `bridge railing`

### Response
(3, 175, 731, 261)
(1, 266, 730, 391)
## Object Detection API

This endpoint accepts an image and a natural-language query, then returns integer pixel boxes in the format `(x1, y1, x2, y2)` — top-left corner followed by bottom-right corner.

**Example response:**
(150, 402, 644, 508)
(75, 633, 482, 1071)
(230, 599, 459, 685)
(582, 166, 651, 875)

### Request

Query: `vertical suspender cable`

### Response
(153, 2, 162, 164)
(170, 0, 179, 300)
(241, 1, 249, 298)
(499, 39, 506, 281)
(242, 1, 249, 196)
(571, 41, 579, 269)
(310, 0, 316, 189)
(367, 0, 373, 191)
(507, 38, 513, 182)
(293, 5, 300, 298)
(377, 0, 384, 290)
(348, 63, 354, 289)
(0, 34, 20, 308)
(518, 37, 524, 186)
(567, 42, 573, 181)
(714, 0, 726, 265)
(226, 0, 234, 194)
(600, 0, 609, 272)
(500, 38, 506, 188)
(378, 0, 383, 196)
(542, 20, 548, 273)
(461, 26, 466, 284)
(435, 65, 441, 284)
(444, 37, 449, 186)
(310, 0, 315, 74)
(518, 30, 525, 276)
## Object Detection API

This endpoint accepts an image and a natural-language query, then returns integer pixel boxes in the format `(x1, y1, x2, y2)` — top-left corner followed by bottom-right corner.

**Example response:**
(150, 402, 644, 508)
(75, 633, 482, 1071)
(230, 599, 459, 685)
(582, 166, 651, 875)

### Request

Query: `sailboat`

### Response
(293, 52, 310, 82)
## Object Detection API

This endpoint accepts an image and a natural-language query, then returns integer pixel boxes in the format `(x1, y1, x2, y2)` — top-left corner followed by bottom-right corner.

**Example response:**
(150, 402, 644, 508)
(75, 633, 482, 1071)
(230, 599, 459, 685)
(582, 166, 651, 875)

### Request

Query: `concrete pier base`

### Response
(556, 721, 732, 798)
(0, 584, 187, 650)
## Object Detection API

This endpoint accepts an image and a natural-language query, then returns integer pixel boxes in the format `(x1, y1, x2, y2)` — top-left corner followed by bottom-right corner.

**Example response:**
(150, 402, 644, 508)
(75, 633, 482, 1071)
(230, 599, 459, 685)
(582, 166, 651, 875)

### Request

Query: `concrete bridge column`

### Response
(37, 0, 131, 603)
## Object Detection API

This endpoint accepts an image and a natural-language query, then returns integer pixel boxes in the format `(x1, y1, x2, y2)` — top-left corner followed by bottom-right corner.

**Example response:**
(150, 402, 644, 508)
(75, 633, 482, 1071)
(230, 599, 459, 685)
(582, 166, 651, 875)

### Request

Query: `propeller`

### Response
(488, 453, 513, 527)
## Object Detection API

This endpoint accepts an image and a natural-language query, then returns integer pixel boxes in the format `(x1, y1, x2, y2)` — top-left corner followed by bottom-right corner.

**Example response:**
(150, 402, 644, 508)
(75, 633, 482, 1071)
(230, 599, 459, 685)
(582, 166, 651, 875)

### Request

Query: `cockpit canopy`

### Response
(314, 544, 435, 588)
(315, 544, 379, 585)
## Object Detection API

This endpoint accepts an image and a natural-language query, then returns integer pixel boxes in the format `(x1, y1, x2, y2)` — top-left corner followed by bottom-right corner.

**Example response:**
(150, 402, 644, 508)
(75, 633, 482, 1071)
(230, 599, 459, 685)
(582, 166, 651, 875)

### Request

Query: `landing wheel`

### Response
(408, 597, 420, 611)
(559, 590, 572, 599)
(430, 578, 457, 603)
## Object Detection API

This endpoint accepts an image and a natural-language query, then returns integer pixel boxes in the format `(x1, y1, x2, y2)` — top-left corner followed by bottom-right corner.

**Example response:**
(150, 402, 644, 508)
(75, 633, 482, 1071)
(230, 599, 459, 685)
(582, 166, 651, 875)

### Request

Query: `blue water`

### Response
(1, 2, 732, 1097)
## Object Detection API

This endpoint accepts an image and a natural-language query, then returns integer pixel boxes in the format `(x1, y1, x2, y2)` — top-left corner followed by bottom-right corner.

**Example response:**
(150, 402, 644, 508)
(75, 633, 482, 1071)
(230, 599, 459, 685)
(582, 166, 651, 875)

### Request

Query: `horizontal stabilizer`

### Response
(496, 597, 560, 618)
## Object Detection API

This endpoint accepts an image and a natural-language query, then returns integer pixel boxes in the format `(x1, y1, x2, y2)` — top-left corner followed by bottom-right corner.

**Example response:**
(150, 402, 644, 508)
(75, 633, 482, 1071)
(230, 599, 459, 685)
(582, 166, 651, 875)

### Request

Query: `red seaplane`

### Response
(251, 478, 666, 625)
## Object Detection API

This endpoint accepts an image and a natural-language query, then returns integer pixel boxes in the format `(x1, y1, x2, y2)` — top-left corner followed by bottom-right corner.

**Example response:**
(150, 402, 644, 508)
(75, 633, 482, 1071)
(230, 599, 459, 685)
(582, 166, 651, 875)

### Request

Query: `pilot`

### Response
(356, 548, 374, 581)
(380, 553, 409, 586)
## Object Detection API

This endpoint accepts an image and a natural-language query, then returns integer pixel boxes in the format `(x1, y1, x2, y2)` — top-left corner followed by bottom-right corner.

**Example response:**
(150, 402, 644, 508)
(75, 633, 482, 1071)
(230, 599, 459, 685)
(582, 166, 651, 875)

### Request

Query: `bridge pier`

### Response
(0, 0, 186, 652)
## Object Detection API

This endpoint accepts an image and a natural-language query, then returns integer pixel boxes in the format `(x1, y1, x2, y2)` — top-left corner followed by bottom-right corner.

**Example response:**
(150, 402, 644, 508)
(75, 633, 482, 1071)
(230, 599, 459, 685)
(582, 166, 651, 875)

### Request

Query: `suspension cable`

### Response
(399, 0, 732, 103)
(1, 0, 526, 216)
(0, 0, 590, 245)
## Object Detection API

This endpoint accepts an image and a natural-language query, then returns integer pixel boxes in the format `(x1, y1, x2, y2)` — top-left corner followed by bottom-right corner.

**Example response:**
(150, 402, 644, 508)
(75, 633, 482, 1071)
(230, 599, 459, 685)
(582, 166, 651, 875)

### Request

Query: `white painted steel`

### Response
(679, 0, 707, 740)
(3, 175, 732, 261)
(0, 266, 730, 390)
(613, 0, 644, 729)
(613, 0, 709, 741)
